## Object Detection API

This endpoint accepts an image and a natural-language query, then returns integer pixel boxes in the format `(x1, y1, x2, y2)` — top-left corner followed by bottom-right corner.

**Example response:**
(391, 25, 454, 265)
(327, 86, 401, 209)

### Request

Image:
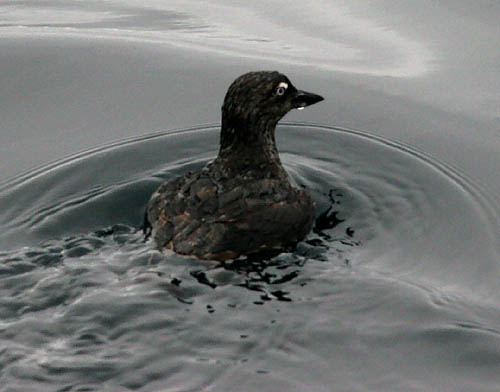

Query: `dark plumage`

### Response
(144, 71, 324, 260)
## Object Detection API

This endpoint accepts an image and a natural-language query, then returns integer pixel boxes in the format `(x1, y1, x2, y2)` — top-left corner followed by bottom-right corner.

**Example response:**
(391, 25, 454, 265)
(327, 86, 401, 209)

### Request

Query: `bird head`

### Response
(220, 71, 323, 151)
(222, 71, 323, 128)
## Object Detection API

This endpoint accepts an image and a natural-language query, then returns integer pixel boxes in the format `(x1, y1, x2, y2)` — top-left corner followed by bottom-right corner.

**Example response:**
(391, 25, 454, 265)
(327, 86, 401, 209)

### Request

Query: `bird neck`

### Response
(218, 116, 281, 164)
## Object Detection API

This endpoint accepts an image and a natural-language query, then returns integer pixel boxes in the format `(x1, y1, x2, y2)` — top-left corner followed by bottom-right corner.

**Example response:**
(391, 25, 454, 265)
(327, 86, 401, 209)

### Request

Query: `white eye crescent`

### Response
(276, 82, 288, 96)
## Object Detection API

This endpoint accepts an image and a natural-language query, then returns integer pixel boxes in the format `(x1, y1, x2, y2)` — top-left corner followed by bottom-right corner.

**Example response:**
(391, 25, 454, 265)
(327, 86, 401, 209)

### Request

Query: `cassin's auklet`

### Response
(144, 71, 324, 261)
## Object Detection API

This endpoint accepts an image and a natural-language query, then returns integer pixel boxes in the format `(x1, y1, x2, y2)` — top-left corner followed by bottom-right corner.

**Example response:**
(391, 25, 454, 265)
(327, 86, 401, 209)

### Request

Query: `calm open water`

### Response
(1, 1, 500, 391)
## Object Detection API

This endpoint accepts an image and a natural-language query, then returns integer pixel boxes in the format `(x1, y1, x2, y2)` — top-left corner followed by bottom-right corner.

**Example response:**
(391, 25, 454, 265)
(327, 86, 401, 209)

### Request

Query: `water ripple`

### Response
(1, 123, 500, 391)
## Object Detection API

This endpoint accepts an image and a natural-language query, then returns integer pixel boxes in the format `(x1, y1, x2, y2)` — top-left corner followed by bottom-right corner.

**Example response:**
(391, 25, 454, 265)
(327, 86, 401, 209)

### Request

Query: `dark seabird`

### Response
(144, 71, 324, 260)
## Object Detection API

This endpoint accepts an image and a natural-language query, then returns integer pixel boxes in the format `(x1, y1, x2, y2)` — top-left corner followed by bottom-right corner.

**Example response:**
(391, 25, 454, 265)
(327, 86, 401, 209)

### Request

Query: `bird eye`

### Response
(276, 82, 288, 96)
(276, 82, 288, 95)
(276, 87, 286, 96)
